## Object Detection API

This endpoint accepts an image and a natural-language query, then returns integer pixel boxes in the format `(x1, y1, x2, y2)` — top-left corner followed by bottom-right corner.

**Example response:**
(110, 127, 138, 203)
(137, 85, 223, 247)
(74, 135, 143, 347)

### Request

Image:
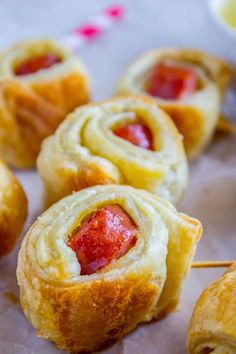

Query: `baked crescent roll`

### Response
(0, 159, 27, 256)
(117, 48, 232, 159)
(17, 185, 202, 353)
(187, 263, 236, 354)
(0, 38, 89, 168)
(37, 95, 188, 207)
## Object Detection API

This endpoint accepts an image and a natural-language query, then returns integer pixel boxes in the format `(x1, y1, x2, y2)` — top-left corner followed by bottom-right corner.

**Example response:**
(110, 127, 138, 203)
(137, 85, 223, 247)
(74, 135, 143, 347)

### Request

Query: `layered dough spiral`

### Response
(37, 95, 188, 207)
(117, 48, 232, 159)
(17, 185, 202, 353)
(0, 38, 89, 168)
(187, 263, 236, 354)
(0, 159, 27, 256)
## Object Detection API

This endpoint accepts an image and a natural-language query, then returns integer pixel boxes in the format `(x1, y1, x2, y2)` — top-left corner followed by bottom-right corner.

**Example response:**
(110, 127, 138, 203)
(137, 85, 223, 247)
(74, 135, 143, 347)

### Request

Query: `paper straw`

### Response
(61, 5, 124, 51)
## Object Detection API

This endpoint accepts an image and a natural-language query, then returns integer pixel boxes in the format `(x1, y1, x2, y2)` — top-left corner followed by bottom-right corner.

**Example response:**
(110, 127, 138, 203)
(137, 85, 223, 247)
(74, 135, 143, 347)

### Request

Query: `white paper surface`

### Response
(0, 0, 235, 353)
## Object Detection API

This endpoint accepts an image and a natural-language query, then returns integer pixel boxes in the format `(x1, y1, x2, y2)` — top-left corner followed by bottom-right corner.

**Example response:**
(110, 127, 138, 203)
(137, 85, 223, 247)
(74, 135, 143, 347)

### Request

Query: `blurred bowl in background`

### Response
(208, 0, 236, 38)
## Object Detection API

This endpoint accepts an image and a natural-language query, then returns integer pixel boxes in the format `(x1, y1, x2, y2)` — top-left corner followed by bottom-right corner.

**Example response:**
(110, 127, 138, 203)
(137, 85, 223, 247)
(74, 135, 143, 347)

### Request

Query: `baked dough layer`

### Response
(17, 185, 202, 353)
(0, 38, 89, 168)
(187, 263, 236, 354)
(37, 95, 188, 206)
(0, 159, 27, 256)
(117, 48, 232, 159)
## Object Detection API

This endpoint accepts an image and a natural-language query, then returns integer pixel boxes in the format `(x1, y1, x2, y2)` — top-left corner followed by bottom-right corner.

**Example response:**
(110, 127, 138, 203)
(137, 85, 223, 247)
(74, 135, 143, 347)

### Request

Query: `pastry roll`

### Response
(17, 185, 202, 353)
(117, 48, 232, 159)
(0, 38, 89, 168)
(37, 95, 188, 207)
(187, 263, 236, 354)
(0, 159, 27, 256)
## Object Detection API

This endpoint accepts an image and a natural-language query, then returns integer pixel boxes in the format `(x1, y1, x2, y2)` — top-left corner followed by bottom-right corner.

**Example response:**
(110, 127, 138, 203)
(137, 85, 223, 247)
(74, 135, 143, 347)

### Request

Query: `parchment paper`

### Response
(0, 0, 235, 353)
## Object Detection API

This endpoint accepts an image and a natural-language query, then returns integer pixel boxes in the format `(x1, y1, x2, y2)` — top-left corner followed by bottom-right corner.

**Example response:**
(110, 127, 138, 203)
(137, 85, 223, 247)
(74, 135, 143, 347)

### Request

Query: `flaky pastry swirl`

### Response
(117, 48, 232, 159)
(0, 38, 89, 168)
(187, 263, 236, 354)
(17, 185, 202, 353)
(37, 95, 188, 206)
(0, 159, 27, 256)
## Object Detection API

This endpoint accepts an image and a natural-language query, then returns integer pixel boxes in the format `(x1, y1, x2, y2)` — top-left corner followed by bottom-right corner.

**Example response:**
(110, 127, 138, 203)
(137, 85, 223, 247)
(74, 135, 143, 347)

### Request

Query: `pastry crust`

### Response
(187, 263, 236, 354)
(117, 48, 232, 159)
(37, 95, 188, 207)
(17, 185, 202, 353)
(0, 159, 27, 256)
(0, 38, 89, 168)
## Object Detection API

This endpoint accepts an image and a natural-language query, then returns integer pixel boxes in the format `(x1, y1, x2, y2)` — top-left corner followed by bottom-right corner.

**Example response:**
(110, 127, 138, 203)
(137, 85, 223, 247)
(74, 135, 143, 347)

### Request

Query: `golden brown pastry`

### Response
(17, 185, 202, 353)
(117, 48, 232, 159)
(37, 95, 188, 207)
(187, 263, 236, 354)
(0, 159, 27, 256)
(0, 38, 89, 168)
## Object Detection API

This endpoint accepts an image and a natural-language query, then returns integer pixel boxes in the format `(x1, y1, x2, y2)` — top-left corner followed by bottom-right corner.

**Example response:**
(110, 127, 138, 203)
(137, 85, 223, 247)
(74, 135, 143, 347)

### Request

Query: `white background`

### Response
(0, 1, 236, 353)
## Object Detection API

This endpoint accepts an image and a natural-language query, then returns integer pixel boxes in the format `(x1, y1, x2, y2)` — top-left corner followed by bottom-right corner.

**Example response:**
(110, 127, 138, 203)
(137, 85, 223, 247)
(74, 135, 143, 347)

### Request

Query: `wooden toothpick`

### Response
(217, 115, 236, 134)
(192, 260, 234, 269)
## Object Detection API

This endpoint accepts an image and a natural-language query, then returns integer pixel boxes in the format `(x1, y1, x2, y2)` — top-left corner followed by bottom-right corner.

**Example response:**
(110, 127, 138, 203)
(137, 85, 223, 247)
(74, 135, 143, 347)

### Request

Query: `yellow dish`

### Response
(220, 0, 236, 30)
(209, 0, 236, 37)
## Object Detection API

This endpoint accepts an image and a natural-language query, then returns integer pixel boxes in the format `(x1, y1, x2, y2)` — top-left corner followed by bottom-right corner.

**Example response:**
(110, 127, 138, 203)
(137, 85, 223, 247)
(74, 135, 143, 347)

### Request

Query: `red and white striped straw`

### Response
(61, 5, 124, 51)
